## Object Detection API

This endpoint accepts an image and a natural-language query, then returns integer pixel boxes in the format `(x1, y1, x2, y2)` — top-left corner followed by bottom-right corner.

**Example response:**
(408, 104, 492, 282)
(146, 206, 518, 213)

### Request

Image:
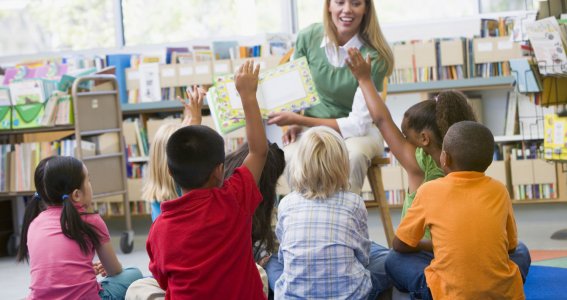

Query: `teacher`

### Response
(268, 0, 393, 195)
(266, 0, 394, 298)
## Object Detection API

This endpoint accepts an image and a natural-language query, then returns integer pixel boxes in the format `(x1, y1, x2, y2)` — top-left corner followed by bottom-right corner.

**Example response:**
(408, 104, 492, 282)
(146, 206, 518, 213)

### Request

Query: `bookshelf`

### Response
(388, 76, 515, 94)
(0, 75, 137, 255)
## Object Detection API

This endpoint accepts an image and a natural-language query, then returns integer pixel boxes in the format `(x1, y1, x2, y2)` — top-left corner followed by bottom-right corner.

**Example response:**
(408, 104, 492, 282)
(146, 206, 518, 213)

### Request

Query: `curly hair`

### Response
(404, 90, 477, 147)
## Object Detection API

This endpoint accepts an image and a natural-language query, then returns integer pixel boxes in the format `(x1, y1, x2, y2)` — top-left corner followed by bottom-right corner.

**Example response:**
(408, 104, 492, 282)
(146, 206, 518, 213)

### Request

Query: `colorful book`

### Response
(207, 56, 320, 134)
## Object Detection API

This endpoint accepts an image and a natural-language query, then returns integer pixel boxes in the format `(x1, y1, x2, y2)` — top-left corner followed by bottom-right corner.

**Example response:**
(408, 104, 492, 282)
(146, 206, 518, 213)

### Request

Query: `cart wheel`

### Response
(7, 233, 19, 257)
(120, 232, 134, 254)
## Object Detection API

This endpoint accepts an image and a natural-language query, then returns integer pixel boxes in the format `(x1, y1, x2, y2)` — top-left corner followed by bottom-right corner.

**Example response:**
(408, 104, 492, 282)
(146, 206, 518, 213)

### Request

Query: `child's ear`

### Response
(420, 131, 431, 147)
(212, 163, 224, 184)
(71, 189, 81, 203)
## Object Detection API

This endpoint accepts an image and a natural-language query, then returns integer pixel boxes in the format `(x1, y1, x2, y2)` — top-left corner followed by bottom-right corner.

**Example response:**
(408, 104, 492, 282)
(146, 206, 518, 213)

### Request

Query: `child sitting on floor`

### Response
(17, 156, 142, 299)
(274, 126, 373, 299)
(145, 60, 268, 300)
(392, 121, 525, 299)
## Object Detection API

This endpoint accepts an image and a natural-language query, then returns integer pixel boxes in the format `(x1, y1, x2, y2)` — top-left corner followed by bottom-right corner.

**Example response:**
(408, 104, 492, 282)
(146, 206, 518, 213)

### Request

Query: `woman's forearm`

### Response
(296, 115, 340, 133)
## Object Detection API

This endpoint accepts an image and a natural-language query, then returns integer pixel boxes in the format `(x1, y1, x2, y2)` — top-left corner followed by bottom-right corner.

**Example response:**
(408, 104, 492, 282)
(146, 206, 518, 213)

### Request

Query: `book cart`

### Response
(72, 75, 134, 253)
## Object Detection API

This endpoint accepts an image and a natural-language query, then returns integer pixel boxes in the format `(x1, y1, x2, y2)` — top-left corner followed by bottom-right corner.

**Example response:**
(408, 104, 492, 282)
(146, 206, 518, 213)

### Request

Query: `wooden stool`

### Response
(365, 156, 395, 247)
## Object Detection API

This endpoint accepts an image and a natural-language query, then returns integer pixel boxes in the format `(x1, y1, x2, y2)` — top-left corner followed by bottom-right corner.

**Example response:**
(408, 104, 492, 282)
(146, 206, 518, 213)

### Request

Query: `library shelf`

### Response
(80, 128, 121, 136)
(122, 100, 210, 115)
(511, 199, 567, 205)
(83, 153, 123, 161)
(365, 203, 403, 209)
(0, 125, 75, 136)
(388, 76, 515, 94)
(0, 191, 34, 198)
(494, 135, 545, 143)
(128, 156, 149, 163)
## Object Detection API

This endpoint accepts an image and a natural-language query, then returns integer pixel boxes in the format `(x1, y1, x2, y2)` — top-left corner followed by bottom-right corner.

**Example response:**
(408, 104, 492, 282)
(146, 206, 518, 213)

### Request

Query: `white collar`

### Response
(320, 33, 364, 49)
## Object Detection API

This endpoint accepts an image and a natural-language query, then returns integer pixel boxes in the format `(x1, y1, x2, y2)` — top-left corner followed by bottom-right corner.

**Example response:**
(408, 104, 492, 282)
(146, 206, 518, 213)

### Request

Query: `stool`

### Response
(365, 156, 395, 247)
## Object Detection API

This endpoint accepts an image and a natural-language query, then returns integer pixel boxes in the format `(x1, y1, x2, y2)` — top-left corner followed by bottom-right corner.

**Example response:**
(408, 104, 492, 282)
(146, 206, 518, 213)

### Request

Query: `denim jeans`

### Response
(99, 267, 144, 300)
(265, 241, 392, 300)
(384, 242, 531, 300)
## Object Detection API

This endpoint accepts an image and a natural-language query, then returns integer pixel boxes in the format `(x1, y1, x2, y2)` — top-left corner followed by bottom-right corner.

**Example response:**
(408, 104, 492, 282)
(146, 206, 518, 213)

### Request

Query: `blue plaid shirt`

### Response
(274, 191, 372, 299)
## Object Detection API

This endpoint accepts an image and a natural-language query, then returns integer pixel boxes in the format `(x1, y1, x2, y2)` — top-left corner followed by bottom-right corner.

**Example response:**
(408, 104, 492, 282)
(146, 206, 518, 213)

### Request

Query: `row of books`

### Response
(389, 36, 523, 84)
(513, 184, 556, 200)
(123, 118, 149, 158)
(124, 55, 282, 103)
(0, 139, 96, 192)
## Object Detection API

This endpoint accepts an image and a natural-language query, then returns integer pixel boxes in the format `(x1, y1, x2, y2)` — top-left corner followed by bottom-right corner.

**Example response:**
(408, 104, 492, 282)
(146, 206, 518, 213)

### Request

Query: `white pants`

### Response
(124, 264, 269, 300)
(277, 126, 383, 195)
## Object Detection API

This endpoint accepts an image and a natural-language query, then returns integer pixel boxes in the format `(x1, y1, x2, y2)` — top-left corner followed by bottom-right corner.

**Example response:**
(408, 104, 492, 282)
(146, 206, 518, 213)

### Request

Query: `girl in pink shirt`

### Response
(17, 156, 142, 300)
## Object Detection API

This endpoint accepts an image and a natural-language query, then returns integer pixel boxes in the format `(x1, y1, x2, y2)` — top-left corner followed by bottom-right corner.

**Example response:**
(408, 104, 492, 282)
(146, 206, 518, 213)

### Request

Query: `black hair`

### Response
(224, 142, 285, 259)
(166, 125, 225, 189)
(17, 156, 102, 262)
(443, 121, 494, 172)
(403, 90, 477, 147)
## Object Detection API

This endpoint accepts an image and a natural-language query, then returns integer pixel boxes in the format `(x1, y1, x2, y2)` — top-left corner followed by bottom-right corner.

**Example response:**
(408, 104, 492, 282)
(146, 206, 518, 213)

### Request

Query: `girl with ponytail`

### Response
(17, 156, 142, 299)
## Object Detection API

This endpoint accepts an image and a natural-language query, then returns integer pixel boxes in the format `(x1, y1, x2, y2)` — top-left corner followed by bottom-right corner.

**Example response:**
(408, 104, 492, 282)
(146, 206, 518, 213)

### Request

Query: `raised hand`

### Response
(179, 85, 205, 126)
(346, 47, 372, 82)
(234, 60, 260, 102)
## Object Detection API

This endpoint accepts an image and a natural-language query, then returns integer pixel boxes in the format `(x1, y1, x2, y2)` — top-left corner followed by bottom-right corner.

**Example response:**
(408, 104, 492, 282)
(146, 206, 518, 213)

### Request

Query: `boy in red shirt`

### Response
(146, 60, 268, 300)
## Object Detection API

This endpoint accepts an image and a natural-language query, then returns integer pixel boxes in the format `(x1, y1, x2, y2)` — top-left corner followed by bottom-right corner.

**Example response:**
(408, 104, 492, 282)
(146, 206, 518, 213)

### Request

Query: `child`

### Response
(17, 156, 143, 299)
(142, 85, 205, 221)
(346, 47, 530, 291)
(224, 142, 286, 266)
(274, 126, 372, 299)
(392, 121, 525, 299)
(146, 60, 268, 299)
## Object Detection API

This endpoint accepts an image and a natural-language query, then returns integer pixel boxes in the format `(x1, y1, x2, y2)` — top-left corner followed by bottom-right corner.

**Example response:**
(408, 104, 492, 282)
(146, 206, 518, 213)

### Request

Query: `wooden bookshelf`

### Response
(0, 191, 34, 198)
(122, 100, 209, 115)
(0, 125, 75, 135)
(388, 76, 515, 94)
(511, 199, 567, 205)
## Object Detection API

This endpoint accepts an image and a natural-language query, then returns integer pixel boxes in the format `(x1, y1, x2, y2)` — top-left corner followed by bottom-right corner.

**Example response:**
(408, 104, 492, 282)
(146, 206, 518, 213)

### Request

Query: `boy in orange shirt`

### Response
(393, 121, 525, 300)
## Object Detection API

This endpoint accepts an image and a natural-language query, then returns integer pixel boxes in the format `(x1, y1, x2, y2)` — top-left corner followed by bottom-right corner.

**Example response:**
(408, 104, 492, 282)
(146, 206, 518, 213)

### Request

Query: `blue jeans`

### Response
(99, 267, 144, 300)
(384, 242, 531, 300)
(265, 241, 392, 300)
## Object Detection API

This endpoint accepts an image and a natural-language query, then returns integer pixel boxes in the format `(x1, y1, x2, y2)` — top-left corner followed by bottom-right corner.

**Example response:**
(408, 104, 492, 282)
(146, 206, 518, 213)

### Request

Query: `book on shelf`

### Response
(207, 56, 320, 134)
(509, 58, 542, 93)
(106, 54, 132, 104)
(123, 118, 148, 158)
(544, 113, 567, 160)
(526, 17, 567, 75)
(212, 41, 239, 60)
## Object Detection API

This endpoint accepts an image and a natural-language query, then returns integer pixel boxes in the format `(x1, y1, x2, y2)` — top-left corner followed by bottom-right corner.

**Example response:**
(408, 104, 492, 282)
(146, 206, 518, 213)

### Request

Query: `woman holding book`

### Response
(266, 0, 394, 298)
(267, 0, 393, 196)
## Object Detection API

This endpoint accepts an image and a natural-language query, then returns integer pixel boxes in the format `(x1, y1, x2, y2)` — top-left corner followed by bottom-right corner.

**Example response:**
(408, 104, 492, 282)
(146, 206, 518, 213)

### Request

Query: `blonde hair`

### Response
(323, 0, 394, 76)
(288, 126, 350, 199)
(142, 122, 183, 203)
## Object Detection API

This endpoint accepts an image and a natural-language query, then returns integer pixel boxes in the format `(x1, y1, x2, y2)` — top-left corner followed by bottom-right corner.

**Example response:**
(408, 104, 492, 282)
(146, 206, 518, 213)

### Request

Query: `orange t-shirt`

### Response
(396, 171, 524, 300)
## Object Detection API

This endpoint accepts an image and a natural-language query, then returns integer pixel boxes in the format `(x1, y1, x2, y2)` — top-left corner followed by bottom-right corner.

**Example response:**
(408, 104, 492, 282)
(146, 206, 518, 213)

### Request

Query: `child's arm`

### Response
(234, 60, 268, 184)
(96, 242, 123, 276)
(178, 85, 205, 126)
(346, 48, 424, 191)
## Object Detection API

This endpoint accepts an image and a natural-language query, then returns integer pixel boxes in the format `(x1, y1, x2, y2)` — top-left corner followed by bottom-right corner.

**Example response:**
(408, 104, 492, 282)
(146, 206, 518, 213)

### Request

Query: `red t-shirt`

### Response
(147, 166, 266, 300)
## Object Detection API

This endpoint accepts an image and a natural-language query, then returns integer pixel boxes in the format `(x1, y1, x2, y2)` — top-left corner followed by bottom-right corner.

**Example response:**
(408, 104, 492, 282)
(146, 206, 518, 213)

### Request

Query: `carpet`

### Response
(524, 265, 567, 300)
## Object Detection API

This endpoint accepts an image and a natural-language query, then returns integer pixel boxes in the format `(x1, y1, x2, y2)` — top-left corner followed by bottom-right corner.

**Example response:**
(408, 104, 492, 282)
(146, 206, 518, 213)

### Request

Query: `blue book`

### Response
(509, 58, 541, 93)
(106, 54, 132, 103)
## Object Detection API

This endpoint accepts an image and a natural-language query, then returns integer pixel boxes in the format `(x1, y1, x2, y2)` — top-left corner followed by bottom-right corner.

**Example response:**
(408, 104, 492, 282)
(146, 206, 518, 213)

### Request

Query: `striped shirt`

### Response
(274, 191, 372, 299)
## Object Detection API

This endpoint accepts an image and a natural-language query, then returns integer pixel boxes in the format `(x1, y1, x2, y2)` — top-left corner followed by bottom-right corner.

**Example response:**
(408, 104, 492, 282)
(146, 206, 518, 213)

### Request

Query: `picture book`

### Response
(208, 56, 320, 134)
(526, 17, 567, 75)
(509, 58, 542, 93)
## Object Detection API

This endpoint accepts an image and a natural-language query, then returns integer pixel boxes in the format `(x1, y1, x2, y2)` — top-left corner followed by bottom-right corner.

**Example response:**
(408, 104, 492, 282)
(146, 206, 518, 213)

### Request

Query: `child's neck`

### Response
(427, 147, 443, 169)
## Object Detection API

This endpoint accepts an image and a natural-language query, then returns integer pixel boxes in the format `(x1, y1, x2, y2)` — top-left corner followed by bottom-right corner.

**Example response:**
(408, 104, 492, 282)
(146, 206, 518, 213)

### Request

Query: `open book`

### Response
(207, 56, 320, 134)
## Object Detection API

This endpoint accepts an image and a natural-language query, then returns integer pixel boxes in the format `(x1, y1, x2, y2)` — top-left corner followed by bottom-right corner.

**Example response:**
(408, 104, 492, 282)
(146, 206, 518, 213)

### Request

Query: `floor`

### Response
(1, 205, 567, 299)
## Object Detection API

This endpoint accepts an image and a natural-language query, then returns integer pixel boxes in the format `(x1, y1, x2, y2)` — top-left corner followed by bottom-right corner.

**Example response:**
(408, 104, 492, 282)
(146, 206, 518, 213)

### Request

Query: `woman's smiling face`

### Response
(328, 0, 367, 45)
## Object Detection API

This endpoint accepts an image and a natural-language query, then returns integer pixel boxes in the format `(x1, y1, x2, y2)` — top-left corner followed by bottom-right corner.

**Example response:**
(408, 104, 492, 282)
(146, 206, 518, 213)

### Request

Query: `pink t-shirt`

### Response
(27, 206, 110, 300)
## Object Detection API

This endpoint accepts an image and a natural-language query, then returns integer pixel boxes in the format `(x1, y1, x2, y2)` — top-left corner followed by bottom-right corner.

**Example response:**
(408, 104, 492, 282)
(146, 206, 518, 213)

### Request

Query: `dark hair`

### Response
(17, 156, 101, 262)
(167, 125, 225, 189)
(224, 142, 285, 259)
(443, 121, 494, 172)
(403, 90, 477, 147)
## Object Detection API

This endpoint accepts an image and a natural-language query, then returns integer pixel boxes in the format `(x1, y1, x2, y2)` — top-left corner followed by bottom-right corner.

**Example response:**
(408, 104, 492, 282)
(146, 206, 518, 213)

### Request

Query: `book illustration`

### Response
(526, 17, 567, 75)
(208, 56, 320, 134)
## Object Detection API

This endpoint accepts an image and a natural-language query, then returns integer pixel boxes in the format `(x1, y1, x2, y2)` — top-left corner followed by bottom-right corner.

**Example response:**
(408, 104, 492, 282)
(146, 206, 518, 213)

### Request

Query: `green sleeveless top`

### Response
(402, 147, 445, 240)
(293, 23, 387, 119)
